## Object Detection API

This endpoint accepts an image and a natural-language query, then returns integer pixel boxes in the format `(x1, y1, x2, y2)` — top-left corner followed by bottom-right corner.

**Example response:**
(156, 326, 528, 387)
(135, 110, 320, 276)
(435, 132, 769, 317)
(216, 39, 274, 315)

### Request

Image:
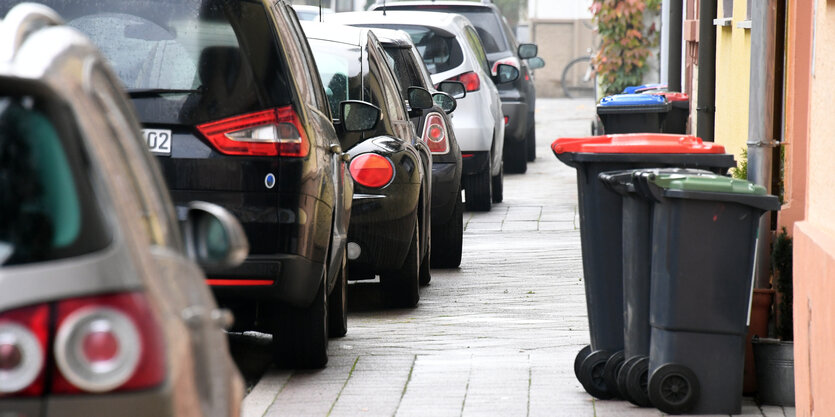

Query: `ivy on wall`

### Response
(591, 0, 662, 96)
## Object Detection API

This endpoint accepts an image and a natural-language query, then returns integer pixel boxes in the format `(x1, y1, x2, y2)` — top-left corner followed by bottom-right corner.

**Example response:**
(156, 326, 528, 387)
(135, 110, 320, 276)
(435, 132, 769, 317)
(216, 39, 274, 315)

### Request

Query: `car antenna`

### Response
(318, 0, 323, 22)
(383, 0, 386, 16)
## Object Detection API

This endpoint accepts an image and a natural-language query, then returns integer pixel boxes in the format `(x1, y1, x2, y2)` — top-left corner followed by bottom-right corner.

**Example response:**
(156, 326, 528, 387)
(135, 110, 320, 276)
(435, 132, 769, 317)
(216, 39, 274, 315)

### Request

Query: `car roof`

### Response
(367, 27, 414, 47)
(369, 1, 496, 11)
(301, 21, 368, 46)
(324, 11, 462, 36)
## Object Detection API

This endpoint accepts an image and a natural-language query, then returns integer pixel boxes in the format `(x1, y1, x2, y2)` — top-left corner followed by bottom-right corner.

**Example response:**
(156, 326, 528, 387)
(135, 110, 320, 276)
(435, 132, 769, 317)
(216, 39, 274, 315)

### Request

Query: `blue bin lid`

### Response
(599, 93, 667, 107)
(622, 83, 667, 94)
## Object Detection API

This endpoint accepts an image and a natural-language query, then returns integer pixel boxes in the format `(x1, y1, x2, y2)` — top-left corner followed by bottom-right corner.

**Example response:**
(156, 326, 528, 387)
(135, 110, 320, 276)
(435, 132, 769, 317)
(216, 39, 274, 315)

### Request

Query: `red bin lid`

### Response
(650, 91, 689, 102)
(551, 134, 726, 154)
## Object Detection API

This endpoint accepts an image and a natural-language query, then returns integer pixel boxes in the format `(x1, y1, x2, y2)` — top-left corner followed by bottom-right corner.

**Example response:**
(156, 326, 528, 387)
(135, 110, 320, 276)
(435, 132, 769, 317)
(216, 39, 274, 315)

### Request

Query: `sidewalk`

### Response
(242, 98, 795, 417)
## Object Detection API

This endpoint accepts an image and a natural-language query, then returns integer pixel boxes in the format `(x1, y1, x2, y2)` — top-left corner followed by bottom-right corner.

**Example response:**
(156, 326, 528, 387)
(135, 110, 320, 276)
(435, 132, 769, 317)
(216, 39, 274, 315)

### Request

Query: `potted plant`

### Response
(751, 227, 795, 406)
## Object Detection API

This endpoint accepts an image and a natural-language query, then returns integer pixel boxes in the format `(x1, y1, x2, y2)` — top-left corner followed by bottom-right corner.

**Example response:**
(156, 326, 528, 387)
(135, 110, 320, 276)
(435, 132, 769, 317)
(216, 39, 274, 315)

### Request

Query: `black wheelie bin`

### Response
(550, 134, 736, 400)
(636, 172, 780, 415)
(596, 94, 671, 134)
(598, 168, 714, 407)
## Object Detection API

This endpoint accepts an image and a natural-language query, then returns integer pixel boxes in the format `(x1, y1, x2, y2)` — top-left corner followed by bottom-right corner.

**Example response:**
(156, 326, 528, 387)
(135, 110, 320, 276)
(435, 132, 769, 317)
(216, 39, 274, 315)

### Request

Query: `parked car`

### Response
(292, 4, 333, 21)
(369, 1, 544, 173)
(0, 4, 247, 415)
(23, 0, 357, 369)
(303, 22, 434, 306)
(326, 11, 518, 211)
(370, 28, 464, 268)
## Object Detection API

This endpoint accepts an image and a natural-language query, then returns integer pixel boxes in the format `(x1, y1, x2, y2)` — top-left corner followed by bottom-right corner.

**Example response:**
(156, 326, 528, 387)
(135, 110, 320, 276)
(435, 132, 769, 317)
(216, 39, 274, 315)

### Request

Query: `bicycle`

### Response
(561, 48, 596, 99)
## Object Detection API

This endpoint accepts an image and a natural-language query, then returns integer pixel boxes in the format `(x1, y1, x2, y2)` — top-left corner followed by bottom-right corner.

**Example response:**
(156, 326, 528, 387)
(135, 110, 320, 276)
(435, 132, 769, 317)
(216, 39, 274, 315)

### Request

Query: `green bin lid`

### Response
(649, 173, 767, 195)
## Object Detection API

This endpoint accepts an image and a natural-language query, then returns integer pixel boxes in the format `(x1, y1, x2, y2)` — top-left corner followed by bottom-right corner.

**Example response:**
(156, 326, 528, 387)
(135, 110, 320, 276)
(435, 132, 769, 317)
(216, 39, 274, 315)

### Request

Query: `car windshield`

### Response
(455, 10, 509, 53)
(1, 0, 294, 125)
(351, 24, 463, 75)
(307, 40, 363, 119)
(0, 97, 110, 266)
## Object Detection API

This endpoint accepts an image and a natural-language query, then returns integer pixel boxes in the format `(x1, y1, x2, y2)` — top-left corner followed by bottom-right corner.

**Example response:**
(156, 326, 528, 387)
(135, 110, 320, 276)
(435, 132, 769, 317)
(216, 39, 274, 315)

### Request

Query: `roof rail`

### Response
(0, 3, 64, 62)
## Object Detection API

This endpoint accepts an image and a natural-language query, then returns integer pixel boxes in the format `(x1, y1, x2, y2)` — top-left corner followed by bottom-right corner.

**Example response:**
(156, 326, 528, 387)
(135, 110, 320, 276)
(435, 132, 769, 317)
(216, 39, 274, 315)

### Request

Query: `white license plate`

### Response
(143, 128, 172, 155)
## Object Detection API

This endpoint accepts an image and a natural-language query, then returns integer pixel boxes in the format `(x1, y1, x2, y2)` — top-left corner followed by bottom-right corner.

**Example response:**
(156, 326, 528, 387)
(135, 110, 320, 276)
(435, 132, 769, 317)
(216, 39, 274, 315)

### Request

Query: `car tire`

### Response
(327, 250, 348, 338)
(419, 245, 431, 286)
(431, 190, 463, 268)
(504, 139, 527, 174)
(464, 164, 492, 212)
(526, 124, 536, 162)
(381, 222, 420, 308)
(491, 164, 503, 203)
(271, 273, 329, 369)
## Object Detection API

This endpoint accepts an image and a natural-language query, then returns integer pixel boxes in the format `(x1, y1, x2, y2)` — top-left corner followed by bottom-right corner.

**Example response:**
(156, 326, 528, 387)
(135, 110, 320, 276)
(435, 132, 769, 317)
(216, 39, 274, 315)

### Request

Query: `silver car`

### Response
(325, 11, 519, 211)
(0, 4, 247, 416)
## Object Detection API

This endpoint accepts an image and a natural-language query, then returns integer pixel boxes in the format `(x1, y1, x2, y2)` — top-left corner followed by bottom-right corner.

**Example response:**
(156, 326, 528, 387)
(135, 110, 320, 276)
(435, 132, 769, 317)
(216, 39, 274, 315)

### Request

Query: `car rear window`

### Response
(4, 0, 294, 125)
(380, 5, 509, 53)
(351, 24, 463, 75)
(0, 97, 110, 266)
(383, 46, 423, 99)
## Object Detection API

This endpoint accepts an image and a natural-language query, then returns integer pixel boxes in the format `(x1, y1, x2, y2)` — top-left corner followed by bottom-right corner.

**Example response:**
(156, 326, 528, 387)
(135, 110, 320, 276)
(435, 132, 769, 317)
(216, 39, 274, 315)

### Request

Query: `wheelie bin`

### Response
(655, 92, 689, 134)
(551, 134, 736, 400)
(596, 94, 671, 134)
(598, 168, 714, 407)
(637, 172, 780, 415)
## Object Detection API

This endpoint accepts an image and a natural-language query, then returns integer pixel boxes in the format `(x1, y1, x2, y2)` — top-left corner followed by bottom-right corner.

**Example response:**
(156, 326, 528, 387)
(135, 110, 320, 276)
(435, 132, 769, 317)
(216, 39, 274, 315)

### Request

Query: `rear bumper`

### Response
(431, 161, 460, 224)
(207, 254, 324, 308)
(348, 186, 419, 275)
(461, 151, 490, 177)
(501, 101, 529, 143)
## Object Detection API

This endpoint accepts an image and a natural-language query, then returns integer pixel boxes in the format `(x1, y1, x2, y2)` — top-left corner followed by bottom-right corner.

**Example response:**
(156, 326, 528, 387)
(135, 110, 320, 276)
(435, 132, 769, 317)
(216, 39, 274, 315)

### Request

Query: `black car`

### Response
(303, 22, 434, 307)
(372, 28, 464, 269)
(370, 0, 544, 173)
(35, 0, 366, 369)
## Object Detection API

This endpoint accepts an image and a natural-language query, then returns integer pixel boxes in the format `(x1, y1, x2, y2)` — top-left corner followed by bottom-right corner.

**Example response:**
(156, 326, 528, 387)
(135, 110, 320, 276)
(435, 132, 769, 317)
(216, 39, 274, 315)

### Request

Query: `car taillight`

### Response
(448, 72, 480, 92)
(196, 106, 309, 157)
(491, 57, 521, 76)
(52, 293, 165, 394)
(0, 305, 48, 396)
(422, 113, 449, 154)
(349, 153, 394, 188)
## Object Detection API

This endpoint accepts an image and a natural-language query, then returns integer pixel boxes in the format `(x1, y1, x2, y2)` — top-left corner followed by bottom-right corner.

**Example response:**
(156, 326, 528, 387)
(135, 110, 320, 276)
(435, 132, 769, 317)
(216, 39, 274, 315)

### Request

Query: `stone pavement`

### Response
(241, 99, 795, 417)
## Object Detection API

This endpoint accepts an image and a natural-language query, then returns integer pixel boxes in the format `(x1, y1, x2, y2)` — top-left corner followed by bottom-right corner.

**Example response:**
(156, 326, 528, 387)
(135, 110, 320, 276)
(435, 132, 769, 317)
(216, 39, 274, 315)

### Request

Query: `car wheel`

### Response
(271, 273, 328, 369)
(504, 139, 527, 174)
(419, 245, 431, 286)
(431, 190, 463, 268)
(491, 164, 503, 203)
(381, 222, 420, 308)
(327, 250, 348, 338)
(526, 124, 536, 162)
(463, 164, 492, 212)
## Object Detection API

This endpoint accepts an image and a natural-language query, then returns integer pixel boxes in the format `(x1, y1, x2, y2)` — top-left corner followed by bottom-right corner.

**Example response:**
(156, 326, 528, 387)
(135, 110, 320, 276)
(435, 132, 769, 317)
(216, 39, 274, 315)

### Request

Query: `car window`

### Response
(370, 43, 409, 122)
(383, 46, 422, 99)
(308, 40, 362, 120)
(465, 26, 491, 75)
(0, 97, 110, 266)
(280, 2, 329, 116)
(454, 10, 509, 53)
(8, 0, 295, 125)
(351, 24, 464, 75)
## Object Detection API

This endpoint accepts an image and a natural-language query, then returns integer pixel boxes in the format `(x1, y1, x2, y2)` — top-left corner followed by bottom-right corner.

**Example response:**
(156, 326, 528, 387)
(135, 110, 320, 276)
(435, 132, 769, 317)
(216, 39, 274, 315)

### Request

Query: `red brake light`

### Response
(350, 154, 394, 188)
(196, 106, 309, 157)
(491, 57, 521, 76)
(422, 113, 449, 154)
(52, 293, 166, 394)
(449, 72, 480, 92)
(0, 305, 48, 396)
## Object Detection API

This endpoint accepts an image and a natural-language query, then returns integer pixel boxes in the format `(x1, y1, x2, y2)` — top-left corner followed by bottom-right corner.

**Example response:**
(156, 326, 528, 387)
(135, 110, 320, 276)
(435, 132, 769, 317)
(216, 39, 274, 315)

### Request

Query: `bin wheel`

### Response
(579, 350, 616, 400)
(648, 363, 700, 414)
(573, 345, 592, 381)
(602, 350, 624, 399)
(616, 356, 640, 403)
(623, 355, 652, 407)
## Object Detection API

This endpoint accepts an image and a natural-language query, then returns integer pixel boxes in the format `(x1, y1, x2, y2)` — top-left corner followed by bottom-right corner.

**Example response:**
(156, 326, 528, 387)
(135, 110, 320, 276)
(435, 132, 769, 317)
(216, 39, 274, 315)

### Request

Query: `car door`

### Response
(83, 63, 241, 416)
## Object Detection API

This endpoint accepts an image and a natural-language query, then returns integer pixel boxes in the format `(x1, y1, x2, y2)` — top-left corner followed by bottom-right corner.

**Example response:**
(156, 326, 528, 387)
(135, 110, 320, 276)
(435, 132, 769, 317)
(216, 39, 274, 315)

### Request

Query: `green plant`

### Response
(731, 148, 748, 180)
(591, 0, 662, 96)
(772, 227, 793, 341)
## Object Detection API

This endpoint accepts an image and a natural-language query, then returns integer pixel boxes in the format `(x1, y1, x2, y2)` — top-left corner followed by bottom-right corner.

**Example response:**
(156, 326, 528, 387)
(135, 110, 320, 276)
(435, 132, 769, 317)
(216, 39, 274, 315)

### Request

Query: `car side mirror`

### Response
(408, 86, 434, 110)
(437, 81, 466, 99)
(432, 92, 457, 114)
(495, 63, 519, 84)
(182, 201, 249, 269)
(340, 100, 381, 132)
(518, 43, 538, 59)
(527, 56, 545, 70)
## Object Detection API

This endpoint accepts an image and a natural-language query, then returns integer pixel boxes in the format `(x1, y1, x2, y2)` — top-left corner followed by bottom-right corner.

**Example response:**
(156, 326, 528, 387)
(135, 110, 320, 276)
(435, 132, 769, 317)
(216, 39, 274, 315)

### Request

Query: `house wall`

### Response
(793, 0, 835, 415)
(713, 0, 751, 161)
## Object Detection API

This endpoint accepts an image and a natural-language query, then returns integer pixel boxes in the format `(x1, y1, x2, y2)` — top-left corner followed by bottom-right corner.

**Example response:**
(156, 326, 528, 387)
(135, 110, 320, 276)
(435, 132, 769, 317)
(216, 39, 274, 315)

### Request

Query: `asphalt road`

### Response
(229, 98, 794, 417)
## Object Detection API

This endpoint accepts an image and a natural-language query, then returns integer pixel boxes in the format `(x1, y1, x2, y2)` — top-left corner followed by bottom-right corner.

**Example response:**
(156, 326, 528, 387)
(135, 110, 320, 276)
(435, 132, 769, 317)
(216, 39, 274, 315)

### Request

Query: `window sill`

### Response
(713, 18, 733, 27)
(737, 20, 752, 29)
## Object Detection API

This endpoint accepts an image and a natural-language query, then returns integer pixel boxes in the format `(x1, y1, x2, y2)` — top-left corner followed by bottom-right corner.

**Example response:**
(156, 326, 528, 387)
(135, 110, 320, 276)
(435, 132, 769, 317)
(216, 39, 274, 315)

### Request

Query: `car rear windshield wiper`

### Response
(126, 88, 203, 98)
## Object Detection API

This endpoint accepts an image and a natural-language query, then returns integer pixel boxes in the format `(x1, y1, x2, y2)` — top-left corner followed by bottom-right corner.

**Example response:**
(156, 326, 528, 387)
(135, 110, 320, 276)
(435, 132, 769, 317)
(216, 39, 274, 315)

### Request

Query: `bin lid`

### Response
(551, 134, 727, 155)
(650, 91, 688, 102)
(622, 83, 667, 94)
(599, 93, 666, 107)
(649, 173, 766, 195)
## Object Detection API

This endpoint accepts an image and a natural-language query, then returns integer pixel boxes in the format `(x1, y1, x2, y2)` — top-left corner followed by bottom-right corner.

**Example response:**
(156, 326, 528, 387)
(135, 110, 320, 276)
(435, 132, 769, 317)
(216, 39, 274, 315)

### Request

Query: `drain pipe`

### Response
(663, 0, 683, 92)
(696, 0, 717, 141)
(747, 0, 778, 289)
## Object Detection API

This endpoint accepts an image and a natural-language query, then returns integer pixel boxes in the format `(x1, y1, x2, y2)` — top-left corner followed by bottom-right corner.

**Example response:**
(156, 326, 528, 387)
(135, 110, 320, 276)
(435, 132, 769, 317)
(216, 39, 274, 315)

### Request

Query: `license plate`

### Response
(143, 128, 172, 155)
